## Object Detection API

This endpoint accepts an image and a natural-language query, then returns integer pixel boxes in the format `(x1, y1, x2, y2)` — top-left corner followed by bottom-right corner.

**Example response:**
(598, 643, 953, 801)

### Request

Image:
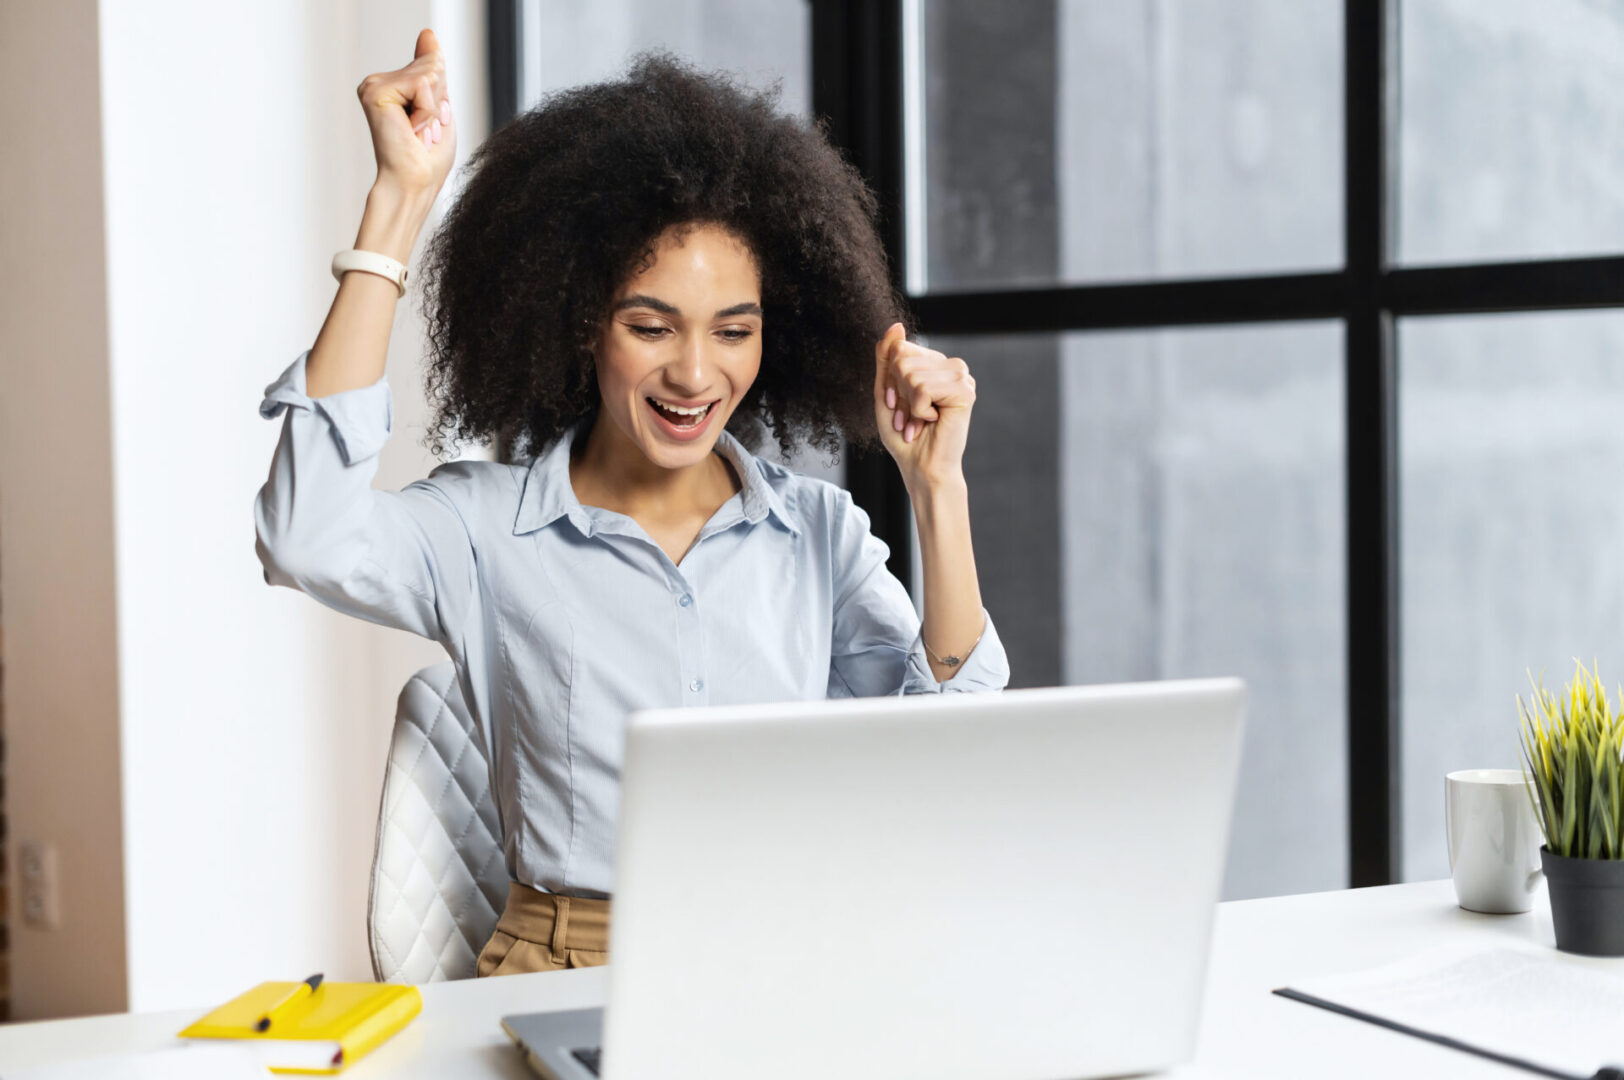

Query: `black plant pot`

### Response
(1540, 846, 1624, 956)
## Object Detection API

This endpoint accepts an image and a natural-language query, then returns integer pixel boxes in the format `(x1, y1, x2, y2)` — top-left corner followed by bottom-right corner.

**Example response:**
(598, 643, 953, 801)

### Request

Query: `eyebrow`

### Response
(612, 294, 763, 319)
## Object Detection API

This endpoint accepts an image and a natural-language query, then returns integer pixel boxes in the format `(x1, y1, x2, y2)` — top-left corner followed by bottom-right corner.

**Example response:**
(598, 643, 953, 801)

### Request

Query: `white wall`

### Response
(1, 0, 487, 1017)
(0, 0, 130, 1021)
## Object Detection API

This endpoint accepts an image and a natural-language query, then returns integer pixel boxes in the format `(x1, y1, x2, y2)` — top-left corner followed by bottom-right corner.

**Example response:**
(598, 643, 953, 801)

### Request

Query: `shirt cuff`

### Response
(260, 348, 393, 466)
(903, 607, 1010, 693)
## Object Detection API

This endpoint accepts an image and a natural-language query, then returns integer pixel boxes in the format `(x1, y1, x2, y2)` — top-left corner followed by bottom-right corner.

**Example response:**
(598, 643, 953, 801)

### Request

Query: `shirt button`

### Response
(678, 593, 692, 607)
(689, 679, 703, 693)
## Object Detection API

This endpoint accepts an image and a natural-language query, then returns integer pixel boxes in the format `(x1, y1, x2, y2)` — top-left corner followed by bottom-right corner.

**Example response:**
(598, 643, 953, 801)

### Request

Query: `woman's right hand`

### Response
(357, 28, 457, 201)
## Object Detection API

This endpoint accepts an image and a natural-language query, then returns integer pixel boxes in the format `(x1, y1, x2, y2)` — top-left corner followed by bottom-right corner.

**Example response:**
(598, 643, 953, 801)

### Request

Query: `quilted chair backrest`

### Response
(368, 662, 509, 982)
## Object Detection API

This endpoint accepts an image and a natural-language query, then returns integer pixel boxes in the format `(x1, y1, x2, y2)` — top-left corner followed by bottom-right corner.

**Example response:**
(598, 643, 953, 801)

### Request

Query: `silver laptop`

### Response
(503, 678, 1245, 1080)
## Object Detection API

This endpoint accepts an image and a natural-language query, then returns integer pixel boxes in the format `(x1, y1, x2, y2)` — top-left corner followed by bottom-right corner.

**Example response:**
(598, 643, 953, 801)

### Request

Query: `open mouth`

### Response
(646, 396, 717, 430)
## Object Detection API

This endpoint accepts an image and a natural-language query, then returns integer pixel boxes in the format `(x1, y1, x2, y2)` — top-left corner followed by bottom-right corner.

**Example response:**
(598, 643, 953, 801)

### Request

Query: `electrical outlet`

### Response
(19, 841, 61, 930)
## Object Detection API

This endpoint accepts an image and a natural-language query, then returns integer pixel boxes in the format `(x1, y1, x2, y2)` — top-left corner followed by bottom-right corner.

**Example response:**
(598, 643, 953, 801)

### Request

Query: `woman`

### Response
(255, 29, 1008, 977)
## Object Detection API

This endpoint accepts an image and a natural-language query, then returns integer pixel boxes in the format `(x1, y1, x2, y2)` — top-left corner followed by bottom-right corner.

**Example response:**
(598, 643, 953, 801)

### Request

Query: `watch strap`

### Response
(331, 249, 408, 298)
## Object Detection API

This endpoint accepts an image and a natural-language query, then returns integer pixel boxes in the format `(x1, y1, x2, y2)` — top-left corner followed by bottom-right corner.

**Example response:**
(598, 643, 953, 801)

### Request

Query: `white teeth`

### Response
(650, 398, 711, 417)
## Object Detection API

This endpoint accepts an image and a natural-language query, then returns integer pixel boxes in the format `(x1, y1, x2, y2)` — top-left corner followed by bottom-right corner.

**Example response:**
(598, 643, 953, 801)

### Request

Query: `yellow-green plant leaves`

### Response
(1518, 660, 1624, 860)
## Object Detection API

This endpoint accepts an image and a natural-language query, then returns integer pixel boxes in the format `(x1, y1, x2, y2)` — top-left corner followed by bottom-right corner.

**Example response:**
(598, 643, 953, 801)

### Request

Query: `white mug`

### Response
(1445, 769, 1544, 914)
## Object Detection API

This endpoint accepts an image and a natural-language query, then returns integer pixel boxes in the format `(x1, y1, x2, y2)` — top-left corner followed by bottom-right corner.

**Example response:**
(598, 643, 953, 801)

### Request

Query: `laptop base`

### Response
(502, 1008, 606, 1079)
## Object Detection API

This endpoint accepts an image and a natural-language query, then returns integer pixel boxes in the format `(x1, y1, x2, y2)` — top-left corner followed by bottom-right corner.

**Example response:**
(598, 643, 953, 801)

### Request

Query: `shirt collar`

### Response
(511, 422, 592, 536)
(512, 422, 800, 538)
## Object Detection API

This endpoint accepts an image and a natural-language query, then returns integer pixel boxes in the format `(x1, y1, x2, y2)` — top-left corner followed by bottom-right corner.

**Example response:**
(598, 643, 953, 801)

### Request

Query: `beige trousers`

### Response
(476, 882, 612, 977)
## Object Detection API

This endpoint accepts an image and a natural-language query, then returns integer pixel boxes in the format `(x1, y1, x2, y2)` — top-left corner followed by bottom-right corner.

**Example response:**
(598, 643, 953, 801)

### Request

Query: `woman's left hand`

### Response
(873, 322, 976, 493)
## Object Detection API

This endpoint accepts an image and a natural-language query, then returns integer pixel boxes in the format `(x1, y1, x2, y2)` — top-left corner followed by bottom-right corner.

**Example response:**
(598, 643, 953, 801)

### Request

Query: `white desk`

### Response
(0, 879, 1563, 1078)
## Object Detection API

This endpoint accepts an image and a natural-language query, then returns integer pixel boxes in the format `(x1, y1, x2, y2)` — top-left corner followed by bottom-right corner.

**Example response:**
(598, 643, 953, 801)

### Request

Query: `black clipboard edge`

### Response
(1271, 986, 1615, 1080)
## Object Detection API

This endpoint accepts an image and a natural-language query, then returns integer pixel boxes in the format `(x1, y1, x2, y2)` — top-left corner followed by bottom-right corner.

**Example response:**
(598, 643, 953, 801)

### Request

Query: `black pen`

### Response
(255, 973, 324, 1032)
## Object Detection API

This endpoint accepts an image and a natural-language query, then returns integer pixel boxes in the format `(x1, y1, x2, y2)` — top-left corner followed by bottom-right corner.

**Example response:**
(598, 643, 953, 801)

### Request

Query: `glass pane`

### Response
(1400, 310, 1624, 882)
(932, 324, 1348, 899)
(522, 0, 810, 118)
(914, 0, 1343, 292)
(1398, 0, 1624, 265)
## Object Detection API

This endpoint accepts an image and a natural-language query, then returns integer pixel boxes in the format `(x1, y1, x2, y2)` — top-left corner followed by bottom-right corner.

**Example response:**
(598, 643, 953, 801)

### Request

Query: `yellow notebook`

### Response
(177, 981, 422, 1075)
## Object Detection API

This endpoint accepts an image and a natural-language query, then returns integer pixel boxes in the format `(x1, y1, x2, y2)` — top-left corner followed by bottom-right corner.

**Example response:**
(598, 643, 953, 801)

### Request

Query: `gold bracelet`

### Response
(922, 619, 986, 669)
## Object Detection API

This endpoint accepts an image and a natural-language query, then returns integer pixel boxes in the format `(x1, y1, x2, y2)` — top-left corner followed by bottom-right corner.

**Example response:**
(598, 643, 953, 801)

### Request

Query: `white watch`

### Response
(331, 249, 408, 298)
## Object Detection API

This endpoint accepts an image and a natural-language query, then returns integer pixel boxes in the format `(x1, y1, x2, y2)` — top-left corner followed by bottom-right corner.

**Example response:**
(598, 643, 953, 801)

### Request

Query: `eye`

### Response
(719, 328, 755, 343)
(630, 325, 669, 339)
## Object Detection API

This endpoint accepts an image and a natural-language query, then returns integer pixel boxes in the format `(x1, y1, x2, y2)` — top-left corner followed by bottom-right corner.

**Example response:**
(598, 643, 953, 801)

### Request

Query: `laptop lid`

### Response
(598, 678, 1246, 1080)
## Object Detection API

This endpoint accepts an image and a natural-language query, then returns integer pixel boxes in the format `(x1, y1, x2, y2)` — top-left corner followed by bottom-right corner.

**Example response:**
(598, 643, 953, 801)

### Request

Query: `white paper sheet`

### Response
(1, 1042, 270, 1080)
(1289, 943, 1624, 1078)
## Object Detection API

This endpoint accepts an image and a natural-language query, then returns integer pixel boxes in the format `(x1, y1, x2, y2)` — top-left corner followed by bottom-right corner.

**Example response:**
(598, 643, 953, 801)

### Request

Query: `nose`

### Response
(663, 331, 711, 396)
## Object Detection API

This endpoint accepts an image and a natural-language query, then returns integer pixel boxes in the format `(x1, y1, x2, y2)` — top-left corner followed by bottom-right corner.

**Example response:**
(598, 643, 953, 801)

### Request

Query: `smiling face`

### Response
(590, 221, 764, 472)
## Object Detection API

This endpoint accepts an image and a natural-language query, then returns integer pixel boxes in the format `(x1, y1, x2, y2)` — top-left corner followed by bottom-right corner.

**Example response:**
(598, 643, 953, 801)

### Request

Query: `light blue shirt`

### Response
(255, 349, 1009, 897)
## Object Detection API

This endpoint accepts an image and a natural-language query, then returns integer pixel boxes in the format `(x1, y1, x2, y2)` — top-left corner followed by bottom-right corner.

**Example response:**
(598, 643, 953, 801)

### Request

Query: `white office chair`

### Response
(368, 662, 510, 982)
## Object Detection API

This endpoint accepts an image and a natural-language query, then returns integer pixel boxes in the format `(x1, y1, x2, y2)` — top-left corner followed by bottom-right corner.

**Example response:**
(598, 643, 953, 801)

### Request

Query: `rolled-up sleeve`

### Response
(254, 349, 476, 645)
(826, 490, 1010, 697)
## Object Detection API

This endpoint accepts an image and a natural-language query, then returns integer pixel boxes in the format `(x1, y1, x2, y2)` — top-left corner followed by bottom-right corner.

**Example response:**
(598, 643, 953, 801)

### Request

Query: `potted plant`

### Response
(1518, 660, 1624, 956)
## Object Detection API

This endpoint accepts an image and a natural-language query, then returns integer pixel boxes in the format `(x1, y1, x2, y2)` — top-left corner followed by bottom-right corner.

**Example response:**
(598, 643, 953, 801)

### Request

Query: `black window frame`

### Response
(489, 0, 1624, 887)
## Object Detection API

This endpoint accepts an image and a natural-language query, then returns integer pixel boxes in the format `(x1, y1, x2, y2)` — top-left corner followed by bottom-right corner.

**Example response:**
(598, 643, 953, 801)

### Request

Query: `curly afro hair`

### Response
(418, 52, 910, 462)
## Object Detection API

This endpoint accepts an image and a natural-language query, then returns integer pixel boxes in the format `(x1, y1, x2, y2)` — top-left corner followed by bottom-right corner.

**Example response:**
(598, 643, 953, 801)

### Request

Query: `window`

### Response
(494, 0, 1624, 891)
(1398, 0, 1624, 266)
(918, 0, 1343, 292)
(1400, 309, 1624, 881)
(516, 0, 809, 118)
